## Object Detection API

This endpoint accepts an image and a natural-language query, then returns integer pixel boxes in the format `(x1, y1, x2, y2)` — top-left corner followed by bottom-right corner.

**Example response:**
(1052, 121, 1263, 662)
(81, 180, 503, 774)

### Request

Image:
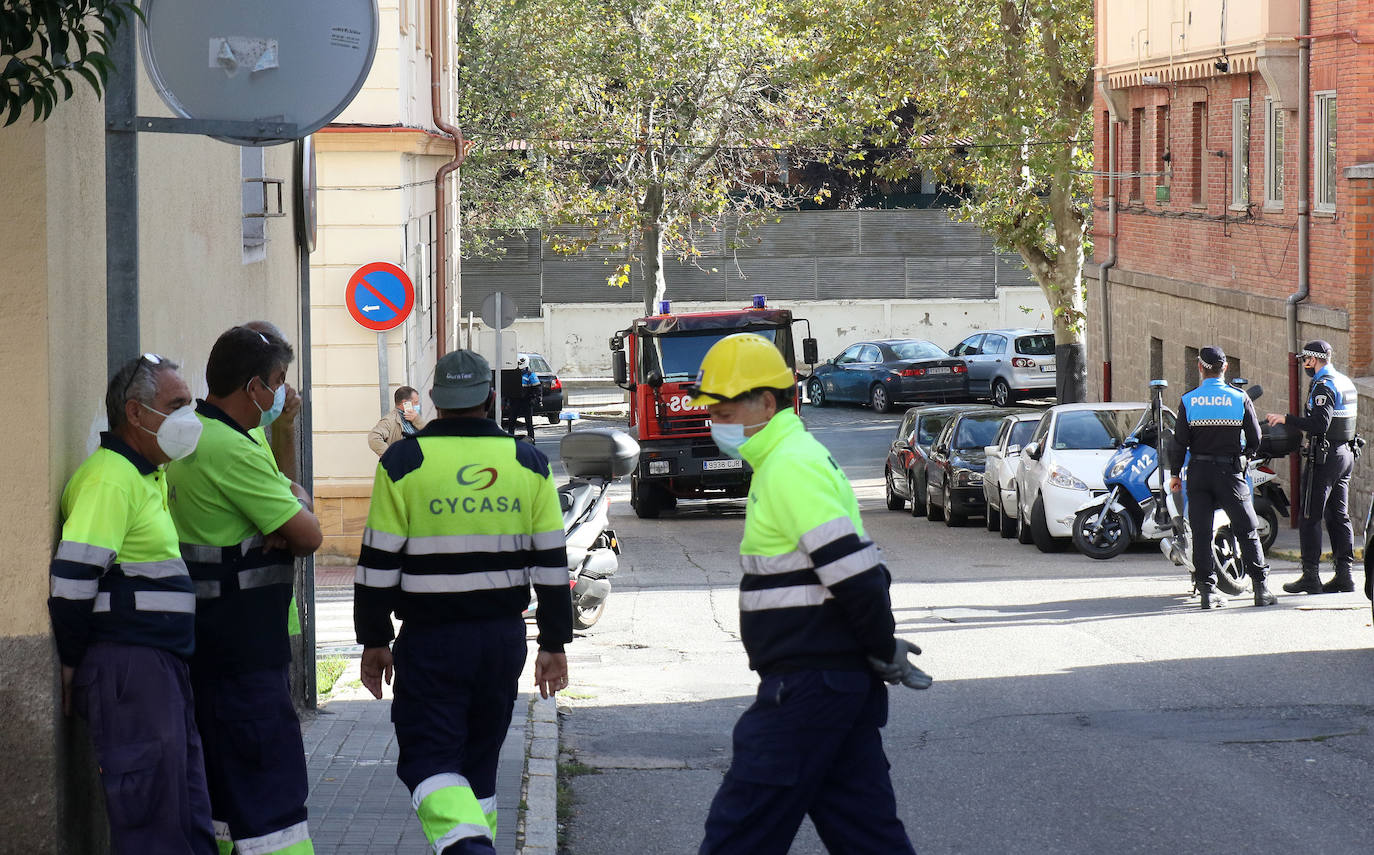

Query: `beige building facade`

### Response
(0, 50, 304, 854)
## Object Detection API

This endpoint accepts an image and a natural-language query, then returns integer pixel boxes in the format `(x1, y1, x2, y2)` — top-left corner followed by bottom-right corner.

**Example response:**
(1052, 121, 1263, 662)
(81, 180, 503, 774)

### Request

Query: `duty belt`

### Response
(1190, 453, 1241, 465)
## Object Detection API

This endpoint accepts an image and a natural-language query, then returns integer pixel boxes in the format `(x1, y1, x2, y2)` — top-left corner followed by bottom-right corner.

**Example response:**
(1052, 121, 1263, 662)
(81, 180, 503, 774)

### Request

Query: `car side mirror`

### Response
(1023, 441, 1042, 460)
(647, 370, 664, 389)
(803, 338, 819, 365)
(948, 347, 958, 356)
(894, 439, 910, 451)
(612, 349, 628, 387)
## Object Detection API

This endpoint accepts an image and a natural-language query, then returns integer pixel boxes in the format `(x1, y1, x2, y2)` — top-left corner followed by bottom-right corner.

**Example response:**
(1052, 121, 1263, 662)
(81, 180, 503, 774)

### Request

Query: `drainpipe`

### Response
(431, 0, 469, 356)
(1100, 116, 1118, 401)
(1285, 0, 1312, 526)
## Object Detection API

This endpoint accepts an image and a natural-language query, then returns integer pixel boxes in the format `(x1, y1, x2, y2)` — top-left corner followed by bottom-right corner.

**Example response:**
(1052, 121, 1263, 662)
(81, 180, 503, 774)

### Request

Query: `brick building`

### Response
(1091, 0, 1374, 511)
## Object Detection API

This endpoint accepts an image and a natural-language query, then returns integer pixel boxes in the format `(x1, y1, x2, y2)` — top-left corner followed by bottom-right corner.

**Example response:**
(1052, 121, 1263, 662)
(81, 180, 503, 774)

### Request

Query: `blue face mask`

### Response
(710, 419, 769, 459)
(250, 377, 287, 428)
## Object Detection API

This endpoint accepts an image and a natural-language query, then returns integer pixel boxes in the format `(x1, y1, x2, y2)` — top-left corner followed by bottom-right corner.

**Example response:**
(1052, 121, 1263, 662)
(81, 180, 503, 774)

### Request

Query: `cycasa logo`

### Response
(456, 464, 498, 490)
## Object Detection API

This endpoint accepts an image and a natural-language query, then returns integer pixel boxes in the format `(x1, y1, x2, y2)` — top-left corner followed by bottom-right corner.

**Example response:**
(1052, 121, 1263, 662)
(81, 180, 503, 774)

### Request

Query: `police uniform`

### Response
(1168, 352, 1271, 608)
(167, 401, 314, 855)
(690, 336, 916, 855)
(355, 352, 570, 855)
(49, 432, 216, 854)
(1283, 341, 1359, 593)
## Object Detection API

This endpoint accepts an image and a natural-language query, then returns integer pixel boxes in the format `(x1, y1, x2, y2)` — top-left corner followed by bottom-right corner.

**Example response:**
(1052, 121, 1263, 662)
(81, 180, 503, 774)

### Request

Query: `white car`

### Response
(982, 412, 1043, 538)
(1011, 402, 1165, 553)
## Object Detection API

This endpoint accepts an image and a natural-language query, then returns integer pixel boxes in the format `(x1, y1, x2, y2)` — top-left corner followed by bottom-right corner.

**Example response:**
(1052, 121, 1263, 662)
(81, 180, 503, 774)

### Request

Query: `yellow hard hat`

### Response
(686, 333, 795, 406)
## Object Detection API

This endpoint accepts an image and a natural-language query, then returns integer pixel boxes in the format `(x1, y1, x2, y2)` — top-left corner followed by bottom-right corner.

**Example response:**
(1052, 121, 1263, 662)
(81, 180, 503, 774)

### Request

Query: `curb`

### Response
(517, 695, 559, 854)
(1269, 547, 1365, 562)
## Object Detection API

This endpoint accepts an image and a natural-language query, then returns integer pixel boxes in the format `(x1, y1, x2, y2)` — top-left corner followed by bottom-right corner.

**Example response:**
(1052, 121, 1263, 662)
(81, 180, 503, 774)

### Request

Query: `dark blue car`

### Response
(807, 339, 969, 413)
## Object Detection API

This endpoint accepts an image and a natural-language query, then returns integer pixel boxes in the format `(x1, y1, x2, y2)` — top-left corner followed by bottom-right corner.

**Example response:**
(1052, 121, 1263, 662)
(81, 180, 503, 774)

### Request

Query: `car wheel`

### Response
(991, 378, 1011, 408)
(885, 467, 905, 511)
(926, 477, 945, 522)
(985, 500, 1000, 532)
(943, 483, 964, 527)
(807, 378, 827, 407)
(999, 491, 1019, 538)
(908, 473, 926, 517)
(547, 414, 560, 425)
(1031, 494, 1067, 553)
(631, 477, 661, 520)
(869, 384, 891, 414)
(1016, 488, 1034, 544)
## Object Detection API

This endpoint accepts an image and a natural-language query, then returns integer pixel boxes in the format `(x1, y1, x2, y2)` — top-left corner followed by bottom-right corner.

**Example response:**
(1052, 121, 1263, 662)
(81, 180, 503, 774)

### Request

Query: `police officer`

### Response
(503, 354, 540, 440)
(167, 327, 324, 855)
(49, 353, 216, 854)
(1167, 347, 1275, 609)
(1266, 340, 1360, 594)
(688, 333, 928, 855)
(355, 349, 571, 855)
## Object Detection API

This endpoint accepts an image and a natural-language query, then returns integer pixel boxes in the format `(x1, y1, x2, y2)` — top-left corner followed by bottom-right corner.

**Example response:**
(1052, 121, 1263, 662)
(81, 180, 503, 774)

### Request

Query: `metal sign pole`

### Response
(377, 331, 390, 414)
(105, 17, 139, 376)
(494, 292, 503, 424)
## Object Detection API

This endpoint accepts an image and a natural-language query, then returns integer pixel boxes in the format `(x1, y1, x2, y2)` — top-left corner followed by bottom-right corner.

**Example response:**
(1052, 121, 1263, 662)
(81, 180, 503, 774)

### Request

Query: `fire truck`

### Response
(610, 296, 816, 518)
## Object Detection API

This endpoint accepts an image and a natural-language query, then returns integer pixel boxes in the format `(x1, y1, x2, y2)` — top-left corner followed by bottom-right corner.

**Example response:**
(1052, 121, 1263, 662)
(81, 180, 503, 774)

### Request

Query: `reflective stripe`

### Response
(406, 533, 534, 555)
(412, 772, 471, 811)
(355, 566, 401, 588)
(238, 564, 294, 590)
(401, 569, 529, 593)
(362, 527, 407, 552)
(93, 592, 111, 613)
(196, 580, 222, 600)
(122, 558, 190, 580)
(797, 516, 858, 553)
(55, 540, 116, 569)
(134, 591, 196, 613)
(233, 820, 311, 855)
(531, 529, 565, 550)
(741, 551, 811, 575)
(180, 534, 266, 565)
(412, 772, 493, 853)
(479, 795, 499, 836)
(432, 823, 494, 853)
(530, 566, 568, 586)
(213, 820, 232, 843)
(813, 544, 880, 587)
(739, 584, 833, 612)
(50, 576, 99, 600)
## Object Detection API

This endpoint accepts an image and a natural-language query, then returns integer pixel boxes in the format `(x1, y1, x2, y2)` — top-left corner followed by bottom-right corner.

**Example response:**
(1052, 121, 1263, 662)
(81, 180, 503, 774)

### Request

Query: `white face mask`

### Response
(248, 377, 287, 428)
(710, 419, 770, 459)
(139, 403, 203, 461)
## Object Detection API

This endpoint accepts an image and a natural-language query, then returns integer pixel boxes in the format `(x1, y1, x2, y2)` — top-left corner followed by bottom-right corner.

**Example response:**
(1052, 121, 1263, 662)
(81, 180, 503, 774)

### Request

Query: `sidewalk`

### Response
(303, 692, 559, 854)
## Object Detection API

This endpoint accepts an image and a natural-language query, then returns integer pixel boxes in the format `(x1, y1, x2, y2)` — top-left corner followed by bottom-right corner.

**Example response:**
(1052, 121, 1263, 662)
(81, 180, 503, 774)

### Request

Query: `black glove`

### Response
(868, 638, 932, 691)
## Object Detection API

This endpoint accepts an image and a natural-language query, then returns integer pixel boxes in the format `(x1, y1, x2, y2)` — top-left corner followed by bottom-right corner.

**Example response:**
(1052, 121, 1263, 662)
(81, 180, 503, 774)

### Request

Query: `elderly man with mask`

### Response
(49, 353, 216, 854)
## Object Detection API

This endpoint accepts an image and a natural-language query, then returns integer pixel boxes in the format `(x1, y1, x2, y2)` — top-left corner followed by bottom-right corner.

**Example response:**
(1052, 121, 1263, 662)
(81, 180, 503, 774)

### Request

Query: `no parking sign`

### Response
(346, 262, 415, 332)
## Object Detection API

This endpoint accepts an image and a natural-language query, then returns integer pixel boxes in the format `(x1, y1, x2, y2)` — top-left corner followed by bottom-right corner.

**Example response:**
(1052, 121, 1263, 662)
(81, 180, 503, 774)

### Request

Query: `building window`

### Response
(1184, 346, 1200, 390)
(1315, 92, 1337, 213)
(426, 214, 437, 338)
(1130, 107, 1144, 203)
(1264, 97, 1284, 207)
(1190, 102, 1207, 205)
(1231, 99, 1250, 209)
(1150, 337, 1164, 382)
(1155, 105, 1170, 200)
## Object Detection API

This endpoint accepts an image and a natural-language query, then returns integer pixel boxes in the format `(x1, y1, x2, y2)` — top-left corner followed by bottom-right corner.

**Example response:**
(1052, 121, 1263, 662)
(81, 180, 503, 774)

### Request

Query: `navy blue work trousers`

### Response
(700, 669, 916, 855)
(72, 642, 217, 855)
(392, 618, 528, 855)
(191, 664, 309, 847)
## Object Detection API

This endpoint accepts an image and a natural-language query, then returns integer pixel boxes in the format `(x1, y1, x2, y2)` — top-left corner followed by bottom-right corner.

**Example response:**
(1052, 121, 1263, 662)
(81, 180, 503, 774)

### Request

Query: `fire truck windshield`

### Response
(653, 330, 778, 381)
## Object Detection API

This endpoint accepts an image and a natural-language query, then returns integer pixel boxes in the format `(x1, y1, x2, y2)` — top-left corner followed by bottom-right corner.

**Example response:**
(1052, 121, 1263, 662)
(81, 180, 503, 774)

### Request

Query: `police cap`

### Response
(1198, 346, 1225, 369)
(1301, 340, 1333, 361)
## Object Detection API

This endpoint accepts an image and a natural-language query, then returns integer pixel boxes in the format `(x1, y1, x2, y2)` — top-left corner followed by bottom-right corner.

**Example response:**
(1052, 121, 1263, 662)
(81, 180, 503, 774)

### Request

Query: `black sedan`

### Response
(924, 407, 1030, 526)
(807, 339, 969, 413)
(884, 404, 990, 517)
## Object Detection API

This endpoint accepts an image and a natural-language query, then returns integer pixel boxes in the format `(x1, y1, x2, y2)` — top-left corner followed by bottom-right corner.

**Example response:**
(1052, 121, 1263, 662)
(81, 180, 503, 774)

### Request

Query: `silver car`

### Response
(950, 328, 1057, 407)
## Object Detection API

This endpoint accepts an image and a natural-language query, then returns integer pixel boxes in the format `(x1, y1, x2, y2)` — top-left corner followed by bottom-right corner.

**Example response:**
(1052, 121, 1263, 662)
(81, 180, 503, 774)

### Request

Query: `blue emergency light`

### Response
(752, 294, 767, 308)
(658, 300, 671, 314)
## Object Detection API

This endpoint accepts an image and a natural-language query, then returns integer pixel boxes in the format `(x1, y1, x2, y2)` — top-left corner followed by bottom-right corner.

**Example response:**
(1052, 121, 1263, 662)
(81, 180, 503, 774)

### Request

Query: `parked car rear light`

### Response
(1011, 357, 1035, 368)
(551, 377, 563, 390)
(1257, 464, 1274, 474)
(899, 368, 927, 377)
(952, 364, 967, 374)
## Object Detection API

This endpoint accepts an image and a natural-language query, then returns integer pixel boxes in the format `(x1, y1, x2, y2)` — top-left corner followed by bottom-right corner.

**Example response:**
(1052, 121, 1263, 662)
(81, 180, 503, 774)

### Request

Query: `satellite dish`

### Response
(140, 0, 379, 146)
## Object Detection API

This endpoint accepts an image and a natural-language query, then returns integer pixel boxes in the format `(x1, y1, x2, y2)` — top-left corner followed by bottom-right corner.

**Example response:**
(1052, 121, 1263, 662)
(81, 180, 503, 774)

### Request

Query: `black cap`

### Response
(1301, 340, 1333, 360)
(431, 350, 493, 409)
(1198, 346, 1226, 369)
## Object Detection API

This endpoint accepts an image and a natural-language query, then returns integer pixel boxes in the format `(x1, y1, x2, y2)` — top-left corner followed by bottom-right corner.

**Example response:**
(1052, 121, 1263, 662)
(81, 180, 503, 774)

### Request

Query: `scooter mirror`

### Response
(1246, 383, 1264, 401)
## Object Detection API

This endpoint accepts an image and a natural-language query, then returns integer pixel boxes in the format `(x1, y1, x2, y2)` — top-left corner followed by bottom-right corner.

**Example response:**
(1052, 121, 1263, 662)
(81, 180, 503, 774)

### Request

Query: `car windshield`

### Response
(1052, 409, 1146, 450)
(1009, 419, 1040, 447)
(653, 330, 777, 381)
(916, 413, 952, 446)
(527, 354, 553, 373)
(1015, 334, 1055, 356)
(954, 416, 1002, 450)
(889, 340, 945, 360)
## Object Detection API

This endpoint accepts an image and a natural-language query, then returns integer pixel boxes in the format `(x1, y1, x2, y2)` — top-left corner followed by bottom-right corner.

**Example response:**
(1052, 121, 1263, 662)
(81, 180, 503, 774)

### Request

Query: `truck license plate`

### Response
(703, 459, 743, 471)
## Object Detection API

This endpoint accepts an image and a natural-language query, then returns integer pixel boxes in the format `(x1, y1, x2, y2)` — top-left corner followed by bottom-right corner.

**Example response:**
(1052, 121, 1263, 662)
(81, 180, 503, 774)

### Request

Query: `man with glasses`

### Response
(49, 353, 216, 853)
(167, 326, 323, 855)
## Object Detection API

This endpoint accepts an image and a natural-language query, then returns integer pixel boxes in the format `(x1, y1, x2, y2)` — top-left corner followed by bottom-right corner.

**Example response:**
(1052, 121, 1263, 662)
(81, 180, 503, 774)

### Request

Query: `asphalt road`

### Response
(550, 403, 1374, 855)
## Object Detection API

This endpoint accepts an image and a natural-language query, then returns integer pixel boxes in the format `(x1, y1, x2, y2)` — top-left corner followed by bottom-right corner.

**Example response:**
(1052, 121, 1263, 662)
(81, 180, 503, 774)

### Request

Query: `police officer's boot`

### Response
(1321, 563, 1355, 593)
(1199, 589, 1226, 609)
(1252, 578, 1278, 607)
(1282, 566, 1324, 594)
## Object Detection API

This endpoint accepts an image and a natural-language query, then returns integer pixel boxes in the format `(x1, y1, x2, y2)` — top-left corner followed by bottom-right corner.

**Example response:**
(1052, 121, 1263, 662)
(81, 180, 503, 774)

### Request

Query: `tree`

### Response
(806, 0, 1094, 401)
(1, 1, 139, 126)
(453, 0, 827, 314)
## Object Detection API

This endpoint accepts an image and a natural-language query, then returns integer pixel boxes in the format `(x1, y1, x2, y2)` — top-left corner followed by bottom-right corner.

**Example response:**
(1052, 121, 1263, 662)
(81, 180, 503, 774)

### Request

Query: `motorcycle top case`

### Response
(560, 428, 641, 478)
(1257, 422, 1301, 458)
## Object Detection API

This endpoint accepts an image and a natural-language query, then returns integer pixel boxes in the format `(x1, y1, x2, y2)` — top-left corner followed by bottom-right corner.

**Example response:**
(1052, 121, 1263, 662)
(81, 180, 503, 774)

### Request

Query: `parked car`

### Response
(501, 352, 565, 424)
(885, 404, 990, 516)
(1010, 402, 1173, 553)
(924, 408, 1031, 526)
(982, 412, 1044, 537)
(950, 329, 1057, 407)
(809, 339, 969, 413)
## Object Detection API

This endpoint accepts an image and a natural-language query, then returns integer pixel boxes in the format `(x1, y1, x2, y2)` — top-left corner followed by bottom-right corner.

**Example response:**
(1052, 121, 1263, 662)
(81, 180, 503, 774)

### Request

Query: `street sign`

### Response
(346, 262, 415, 332)
(480, 292, 517, 329)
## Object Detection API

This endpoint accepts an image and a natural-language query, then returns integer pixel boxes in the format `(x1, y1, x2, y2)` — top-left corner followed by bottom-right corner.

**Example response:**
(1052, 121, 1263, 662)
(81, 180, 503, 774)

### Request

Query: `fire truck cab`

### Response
(610, 297, 816, 518)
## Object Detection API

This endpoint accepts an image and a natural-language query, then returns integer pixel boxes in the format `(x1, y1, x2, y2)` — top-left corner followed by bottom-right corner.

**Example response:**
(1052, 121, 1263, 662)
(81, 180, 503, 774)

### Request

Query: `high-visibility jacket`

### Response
(354, 417, 572, 651)
(736, 409, 896, 674)
(48, 433, 196, 666)
(166, 401, 303, 672)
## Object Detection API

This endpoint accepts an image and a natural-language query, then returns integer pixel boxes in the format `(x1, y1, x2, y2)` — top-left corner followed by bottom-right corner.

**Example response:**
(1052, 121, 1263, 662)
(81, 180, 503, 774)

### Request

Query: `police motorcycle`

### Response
(525, 428, 641, 629)
(1070, 381, 1174, 560)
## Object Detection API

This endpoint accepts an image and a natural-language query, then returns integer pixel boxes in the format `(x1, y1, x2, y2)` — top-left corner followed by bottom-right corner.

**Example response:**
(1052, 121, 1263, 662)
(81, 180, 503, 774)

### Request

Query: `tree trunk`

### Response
(640, 183, 667, 315)
(1016, 249, 1088, 404)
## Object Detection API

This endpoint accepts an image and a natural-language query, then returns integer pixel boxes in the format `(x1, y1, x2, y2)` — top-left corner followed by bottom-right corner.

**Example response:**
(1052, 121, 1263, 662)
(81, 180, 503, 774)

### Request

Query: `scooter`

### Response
(525, 428, 640, 630)
(1071, 380, 1173, 559)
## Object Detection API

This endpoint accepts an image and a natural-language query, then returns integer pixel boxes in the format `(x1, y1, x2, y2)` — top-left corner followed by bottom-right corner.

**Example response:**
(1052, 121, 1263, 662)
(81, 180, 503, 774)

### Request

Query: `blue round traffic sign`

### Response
(346, 262, 415, 332)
